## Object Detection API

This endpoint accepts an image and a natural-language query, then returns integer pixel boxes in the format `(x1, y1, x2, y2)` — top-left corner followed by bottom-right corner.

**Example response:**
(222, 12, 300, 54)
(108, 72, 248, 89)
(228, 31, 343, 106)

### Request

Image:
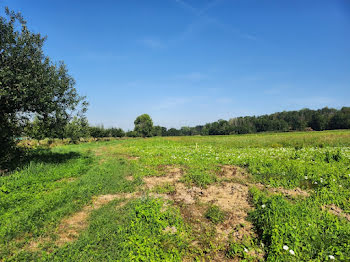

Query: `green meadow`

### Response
(1, 130, 350, 261)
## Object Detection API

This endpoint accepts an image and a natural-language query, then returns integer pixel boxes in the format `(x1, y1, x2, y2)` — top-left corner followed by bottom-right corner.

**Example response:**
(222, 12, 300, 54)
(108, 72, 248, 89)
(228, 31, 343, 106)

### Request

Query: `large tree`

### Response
(0, 8, 87, 167)
(134, 114, 153, 137)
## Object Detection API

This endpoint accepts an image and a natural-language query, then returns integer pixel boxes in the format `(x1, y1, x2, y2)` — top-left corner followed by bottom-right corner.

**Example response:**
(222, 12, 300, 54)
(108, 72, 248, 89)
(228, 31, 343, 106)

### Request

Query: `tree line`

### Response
(130, 107, 350, 137)
(22, 107, 350, 140)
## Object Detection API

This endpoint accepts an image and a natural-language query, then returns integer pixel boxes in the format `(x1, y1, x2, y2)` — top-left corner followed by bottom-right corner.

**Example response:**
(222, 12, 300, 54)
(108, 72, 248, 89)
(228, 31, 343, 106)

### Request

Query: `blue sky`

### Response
(1, 0, 350, 130)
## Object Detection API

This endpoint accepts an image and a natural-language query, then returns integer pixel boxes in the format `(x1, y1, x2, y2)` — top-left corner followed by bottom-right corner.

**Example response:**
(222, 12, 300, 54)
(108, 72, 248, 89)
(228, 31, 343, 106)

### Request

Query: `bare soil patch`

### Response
(172, 183, 202, 204)
(124, 155, 140, 160)
(27, 193, 138, 250)
(55, 193, 130, 246)
(142, 167, 261, 260)
(221, 165, 309, 199)
(323, 204, 350, 221)
(268, 186, 310, 198)
(220, 165, 251, 182)
(94, 146, 108, 156)
(143, 167, 253, 230)
(125, 175, 134, 181)
(143, 166, 182, 189)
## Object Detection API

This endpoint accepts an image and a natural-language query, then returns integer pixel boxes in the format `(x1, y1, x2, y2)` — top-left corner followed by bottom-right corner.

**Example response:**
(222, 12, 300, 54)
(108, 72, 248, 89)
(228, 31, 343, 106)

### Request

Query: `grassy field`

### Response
(1, 130, 350, 261)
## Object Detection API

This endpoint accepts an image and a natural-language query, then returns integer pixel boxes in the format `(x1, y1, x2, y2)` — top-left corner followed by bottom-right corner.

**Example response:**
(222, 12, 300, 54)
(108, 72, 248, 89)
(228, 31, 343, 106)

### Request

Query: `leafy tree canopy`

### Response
(0, 7, 87, 166)
(134, 114, 153, 137)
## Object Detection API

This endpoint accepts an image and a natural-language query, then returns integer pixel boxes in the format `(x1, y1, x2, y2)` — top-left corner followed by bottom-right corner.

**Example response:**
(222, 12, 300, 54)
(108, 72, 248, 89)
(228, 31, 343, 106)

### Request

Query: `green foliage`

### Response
(134, 114, 153, 137)
(88, 125, 125, 138)
(116, 197, 188, 261)
(226, 243, 258, 261)
(109, 127, 125, 138)
(109, 131, 350, 259)
(0, 7, 87, 168)
(126, 130, 139, 137)
(0, 143, 138, 246)
(249, 188, 350, 261)
(63, 117, 90, 141)
(153, 183, 176, 194)
(130, 107, 350, 137)
(205, 205, 226, 224)
(152, 125, 167, 136)
(42, 197, 188, 261)
(182, 171, 217, 188)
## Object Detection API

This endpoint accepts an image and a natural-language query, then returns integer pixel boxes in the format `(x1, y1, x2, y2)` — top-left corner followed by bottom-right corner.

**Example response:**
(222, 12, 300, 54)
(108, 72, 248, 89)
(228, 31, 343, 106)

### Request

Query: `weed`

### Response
(182, 171, 217, 187)
(153, 183, 176, 194)
(205, 205, 226, 224)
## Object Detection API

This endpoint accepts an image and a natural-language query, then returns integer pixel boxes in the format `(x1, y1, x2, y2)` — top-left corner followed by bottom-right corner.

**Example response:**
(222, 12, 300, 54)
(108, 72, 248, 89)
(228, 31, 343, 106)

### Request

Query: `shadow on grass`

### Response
(28, 149, 82, 164)
(1, 148, 83, 175)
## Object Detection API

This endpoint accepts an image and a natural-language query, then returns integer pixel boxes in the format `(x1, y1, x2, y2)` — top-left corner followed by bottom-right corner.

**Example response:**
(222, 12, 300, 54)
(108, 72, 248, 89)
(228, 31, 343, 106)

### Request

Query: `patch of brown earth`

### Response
(148, 192, 172, 201)
(158, 165, 183, 174)
(172, 184, 203, 204)
(201, 183, 250, 212)
(143, 168, 253, 239)
(0, 169, 8, 175)
(143, 167, 182, 190)
(125, 175, 134, 181)
(221, 165, 310, 199)
(210, 254, 240, 262)
(55, 193, 131, 246)
(323, 204, 350, 221)
(26, 236, 51, 252)
(125, 155, 140, 160)
(163, 226, 177, 234)
(179, 204, 221, 261)
(268, 186, 310, 198)
(94, 146, 108, 156)
(28, 193, 138, 250)
(179, 203, 206, 224)
(220, 165, 251, 182)
(143, 168, 264, 261)
(201, 183, 255, 246)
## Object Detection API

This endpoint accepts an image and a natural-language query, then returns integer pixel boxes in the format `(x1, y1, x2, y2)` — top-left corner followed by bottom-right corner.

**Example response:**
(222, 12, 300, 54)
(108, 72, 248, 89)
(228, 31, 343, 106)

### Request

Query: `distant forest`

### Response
(158, 106, 350, 137)
(24, 107, 350, 139)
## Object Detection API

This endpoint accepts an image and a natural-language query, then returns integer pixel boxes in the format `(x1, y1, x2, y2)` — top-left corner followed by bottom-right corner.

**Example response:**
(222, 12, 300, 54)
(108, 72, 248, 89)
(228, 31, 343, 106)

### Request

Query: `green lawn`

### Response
(1, 130, 350, 261)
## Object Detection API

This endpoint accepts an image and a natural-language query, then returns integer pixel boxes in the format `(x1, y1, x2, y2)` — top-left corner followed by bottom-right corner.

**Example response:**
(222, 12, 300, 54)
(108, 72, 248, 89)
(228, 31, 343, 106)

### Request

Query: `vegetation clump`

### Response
(249, 187, 350, 261)
(205, 205, 226, 224)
